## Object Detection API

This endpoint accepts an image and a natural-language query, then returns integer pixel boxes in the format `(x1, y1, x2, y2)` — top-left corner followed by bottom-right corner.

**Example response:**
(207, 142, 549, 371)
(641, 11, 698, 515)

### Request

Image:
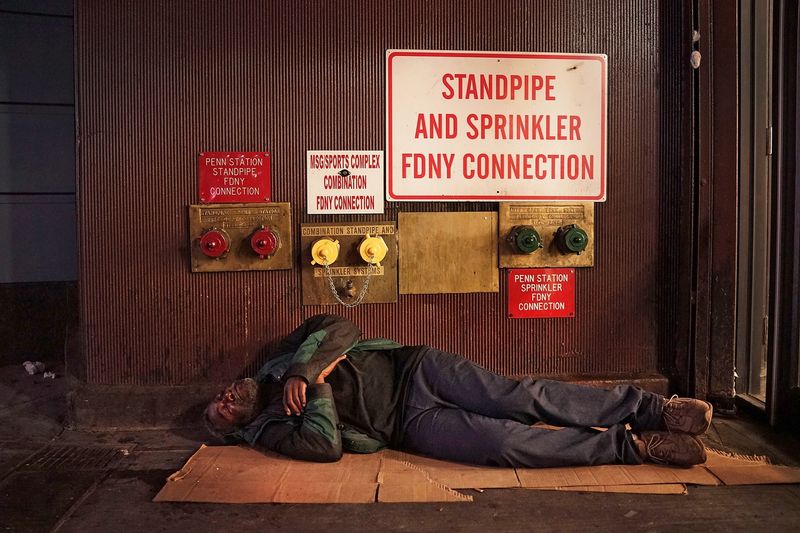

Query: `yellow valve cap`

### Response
(311, 238, 340, 265)
(359, 234, 388, 265)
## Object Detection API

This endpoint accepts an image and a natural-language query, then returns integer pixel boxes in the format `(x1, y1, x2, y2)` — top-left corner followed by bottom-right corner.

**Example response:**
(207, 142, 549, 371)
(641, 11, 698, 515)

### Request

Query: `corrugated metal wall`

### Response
(76, 0, 689, 385)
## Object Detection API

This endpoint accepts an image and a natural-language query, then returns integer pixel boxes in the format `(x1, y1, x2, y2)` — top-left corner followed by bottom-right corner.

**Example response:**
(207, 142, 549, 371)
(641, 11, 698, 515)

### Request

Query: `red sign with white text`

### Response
(199, 152, 271, 203)
(508, 268, 575, 319)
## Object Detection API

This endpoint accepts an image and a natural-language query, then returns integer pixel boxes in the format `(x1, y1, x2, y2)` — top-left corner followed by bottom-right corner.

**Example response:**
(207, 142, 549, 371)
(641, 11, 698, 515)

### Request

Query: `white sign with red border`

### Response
(307, 150, 384, 214)
(386, 50, 607, 202)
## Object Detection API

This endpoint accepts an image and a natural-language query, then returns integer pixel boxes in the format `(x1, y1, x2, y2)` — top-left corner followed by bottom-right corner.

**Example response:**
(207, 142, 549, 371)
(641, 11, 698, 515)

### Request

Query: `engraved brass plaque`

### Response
(498, 202, 595, 268)
(399, 212, 499, 295)
(189, 203, 293, 272)
(300, 222, 397, 306)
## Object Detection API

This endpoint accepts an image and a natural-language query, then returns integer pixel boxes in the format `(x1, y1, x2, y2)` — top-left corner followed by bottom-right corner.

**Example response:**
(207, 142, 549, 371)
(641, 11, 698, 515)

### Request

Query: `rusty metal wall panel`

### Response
(76, 0, 689, 385)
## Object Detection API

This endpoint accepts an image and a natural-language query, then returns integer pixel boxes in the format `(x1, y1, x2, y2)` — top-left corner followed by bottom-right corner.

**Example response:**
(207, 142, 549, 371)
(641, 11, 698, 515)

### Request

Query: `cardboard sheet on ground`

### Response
(552, 483, 688, 494)
(153, 445, 381, 504)
(154, 445, 800, 504)
(515, 462, 719, 488)
(383, 450, 521, 489)
(703, 449, 800, 485)
(377, 456, 473, 502)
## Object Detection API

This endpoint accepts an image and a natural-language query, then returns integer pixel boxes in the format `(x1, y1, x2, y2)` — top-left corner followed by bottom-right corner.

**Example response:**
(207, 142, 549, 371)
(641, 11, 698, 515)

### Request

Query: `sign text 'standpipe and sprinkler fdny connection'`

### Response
(386, 50, 607, 201)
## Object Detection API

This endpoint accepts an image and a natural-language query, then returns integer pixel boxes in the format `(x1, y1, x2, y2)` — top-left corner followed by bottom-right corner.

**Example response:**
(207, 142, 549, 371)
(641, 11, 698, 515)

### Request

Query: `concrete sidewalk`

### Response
(2, 363, 799, 532)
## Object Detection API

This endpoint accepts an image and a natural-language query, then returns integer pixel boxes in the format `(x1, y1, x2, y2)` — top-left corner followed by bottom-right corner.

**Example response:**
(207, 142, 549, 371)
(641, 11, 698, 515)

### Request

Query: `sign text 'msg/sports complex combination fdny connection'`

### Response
(386, 50, 607, 202)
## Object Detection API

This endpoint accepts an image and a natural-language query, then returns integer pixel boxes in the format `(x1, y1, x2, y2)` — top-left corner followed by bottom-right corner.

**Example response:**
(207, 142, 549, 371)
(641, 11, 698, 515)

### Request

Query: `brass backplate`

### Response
(300, 222, 398, 306)
(189, 203, 293, 272)
(498, 202, 595, 268)
(399, 212, 499, 294)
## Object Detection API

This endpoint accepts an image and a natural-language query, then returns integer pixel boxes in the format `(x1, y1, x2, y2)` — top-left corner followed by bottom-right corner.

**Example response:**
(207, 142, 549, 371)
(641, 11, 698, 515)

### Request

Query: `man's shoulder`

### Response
(352, 338, 405, 351)
(255, 352, 293, 383)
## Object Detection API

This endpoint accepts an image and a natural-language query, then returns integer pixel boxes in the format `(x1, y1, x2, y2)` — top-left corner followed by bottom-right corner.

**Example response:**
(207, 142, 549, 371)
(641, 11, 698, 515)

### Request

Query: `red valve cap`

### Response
(199, 229, 230, 258)
(250, 227, 278, 258)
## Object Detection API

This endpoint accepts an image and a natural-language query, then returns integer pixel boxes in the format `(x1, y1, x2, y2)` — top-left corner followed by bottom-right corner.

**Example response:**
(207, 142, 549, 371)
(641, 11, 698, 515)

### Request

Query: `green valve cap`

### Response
(508, 225, 543, 254)
(555, 224, 589, 255)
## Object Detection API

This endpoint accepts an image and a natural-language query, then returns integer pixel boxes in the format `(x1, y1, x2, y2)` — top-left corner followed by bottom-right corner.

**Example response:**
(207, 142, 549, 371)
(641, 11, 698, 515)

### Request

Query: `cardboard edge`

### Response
(549, 483, 688, 495)
(378, 458, 473, 503)
(154, 444, 223, 502)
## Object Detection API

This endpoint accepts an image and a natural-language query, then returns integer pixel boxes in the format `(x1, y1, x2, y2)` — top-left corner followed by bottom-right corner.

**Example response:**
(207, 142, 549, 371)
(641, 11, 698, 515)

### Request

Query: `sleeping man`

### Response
(205, 314, 712, 468)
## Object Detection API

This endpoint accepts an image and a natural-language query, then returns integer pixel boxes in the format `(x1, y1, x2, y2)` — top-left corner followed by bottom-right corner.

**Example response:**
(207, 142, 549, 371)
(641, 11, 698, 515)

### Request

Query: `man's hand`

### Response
(316, 354, 346, 384)
(283, 377, 307, 416)
(283, 355, 346, 415)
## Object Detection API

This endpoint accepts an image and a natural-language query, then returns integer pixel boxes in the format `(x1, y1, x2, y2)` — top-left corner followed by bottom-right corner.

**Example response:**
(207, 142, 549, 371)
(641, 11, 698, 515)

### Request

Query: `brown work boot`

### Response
(634, 431, 707, 466)
(662, 395, 713, 435)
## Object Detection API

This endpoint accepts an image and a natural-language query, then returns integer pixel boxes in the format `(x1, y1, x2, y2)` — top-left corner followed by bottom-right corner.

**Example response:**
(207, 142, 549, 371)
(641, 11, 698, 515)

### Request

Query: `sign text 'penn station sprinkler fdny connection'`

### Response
(508, 268, 576, 319)
(386, 50, 607, 201)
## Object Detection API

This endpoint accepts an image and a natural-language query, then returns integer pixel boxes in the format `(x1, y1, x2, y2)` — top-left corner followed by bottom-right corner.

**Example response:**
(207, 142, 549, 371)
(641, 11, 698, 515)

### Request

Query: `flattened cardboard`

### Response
(699, 449, 800, 485)
(385, 450, 520, 489)
(515, 463, 720, 488)
(155, 446, 470, 504)
(706, 465, 800, 485)
(155, 446, 800, 505)
(377, 458, 472, 502)
(273, 481, 378, 503)
(273, 452, 380, 503)
(704, 449, 770, 466)
(154, 445, 380, 504)
(553, 483, 687, 494)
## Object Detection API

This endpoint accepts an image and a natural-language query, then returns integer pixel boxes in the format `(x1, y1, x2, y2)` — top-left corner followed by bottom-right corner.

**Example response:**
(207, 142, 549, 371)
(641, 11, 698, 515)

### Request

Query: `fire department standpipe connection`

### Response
(311, 235, 388, 307)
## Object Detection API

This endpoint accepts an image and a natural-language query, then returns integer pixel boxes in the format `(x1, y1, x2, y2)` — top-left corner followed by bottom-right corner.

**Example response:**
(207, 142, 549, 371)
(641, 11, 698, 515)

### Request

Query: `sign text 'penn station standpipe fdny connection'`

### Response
(386, 50, 607, 201)
(198, 152, 271, 203)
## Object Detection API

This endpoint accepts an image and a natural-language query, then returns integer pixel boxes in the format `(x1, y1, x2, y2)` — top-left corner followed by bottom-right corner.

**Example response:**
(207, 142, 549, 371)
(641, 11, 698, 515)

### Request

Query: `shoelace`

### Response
(644, 433, 670, 465)
(662, 394, 681, 432)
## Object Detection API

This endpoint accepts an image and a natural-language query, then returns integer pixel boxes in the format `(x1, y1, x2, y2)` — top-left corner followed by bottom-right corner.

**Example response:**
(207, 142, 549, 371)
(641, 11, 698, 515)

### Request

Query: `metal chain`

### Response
(322, 259, 376, 307)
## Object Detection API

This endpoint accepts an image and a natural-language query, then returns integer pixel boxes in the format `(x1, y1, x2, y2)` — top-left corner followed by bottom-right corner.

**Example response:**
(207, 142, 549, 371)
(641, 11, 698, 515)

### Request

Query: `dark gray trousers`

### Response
(400, 348, 664, 467)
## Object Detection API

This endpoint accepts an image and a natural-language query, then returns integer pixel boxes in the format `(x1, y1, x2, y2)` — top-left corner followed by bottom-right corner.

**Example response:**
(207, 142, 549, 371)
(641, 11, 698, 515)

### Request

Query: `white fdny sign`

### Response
(386, 50, 607, 202)
(307, 150, 384, 214)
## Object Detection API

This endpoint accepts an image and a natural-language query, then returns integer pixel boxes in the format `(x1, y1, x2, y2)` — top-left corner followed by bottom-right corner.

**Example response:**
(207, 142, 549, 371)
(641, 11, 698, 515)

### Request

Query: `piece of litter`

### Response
(473, 488, 484, 493)
(624, 510, 638, 519)
(119, 449, 131, 456)
(43, 372, 56, 379)
(690, 50, 702, 69)
(23, 361, 45, 375)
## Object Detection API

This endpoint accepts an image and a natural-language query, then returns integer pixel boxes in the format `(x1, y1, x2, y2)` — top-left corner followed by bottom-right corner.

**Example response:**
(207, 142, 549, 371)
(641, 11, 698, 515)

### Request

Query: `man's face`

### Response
(206, 378, 259, 431)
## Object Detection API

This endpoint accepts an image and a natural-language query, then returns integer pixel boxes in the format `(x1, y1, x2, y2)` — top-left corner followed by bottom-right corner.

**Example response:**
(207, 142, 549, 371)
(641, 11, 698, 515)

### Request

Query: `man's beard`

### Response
(232, 378, 260, 425)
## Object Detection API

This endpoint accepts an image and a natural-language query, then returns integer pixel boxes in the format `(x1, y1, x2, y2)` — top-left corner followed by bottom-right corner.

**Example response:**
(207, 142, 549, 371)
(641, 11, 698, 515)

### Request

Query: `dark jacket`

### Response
(235, 314, 425, 462)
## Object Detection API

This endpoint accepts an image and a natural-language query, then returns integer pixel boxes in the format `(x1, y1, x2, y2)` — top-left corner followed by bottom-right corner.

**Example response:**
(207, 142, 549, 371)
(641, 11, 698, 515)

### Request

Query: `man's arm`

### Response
(255, 383, 343, 463)
(279, 314, 360, 385)
(253, 356, 346, 462)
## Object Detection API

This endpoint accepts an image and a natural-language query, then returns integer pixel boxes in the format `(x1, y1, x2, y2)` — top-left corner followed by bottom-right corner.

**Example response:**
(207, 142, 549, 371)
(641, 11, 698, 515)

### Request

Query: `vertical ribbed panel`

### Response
(76, 0, 688, 385)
